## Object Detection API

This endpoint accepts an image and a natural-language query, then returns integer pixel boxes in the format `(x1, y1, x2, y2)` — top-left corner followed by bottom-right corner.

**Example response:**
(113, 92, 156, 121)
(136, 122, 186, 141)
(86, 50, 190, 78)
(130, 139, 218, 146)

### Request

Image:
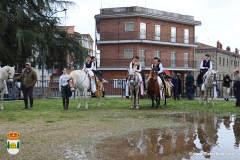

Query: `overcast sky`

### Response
(58, 0, 240, 52)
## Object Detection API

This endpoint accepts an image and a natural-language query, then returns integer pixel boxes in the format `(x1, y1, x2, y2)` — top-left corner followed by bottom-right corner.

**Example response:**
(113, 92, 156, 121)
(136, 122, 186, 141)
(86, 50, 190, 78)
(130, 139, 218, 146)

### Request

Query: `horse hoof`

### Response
(130, 106, 133, 109)
(85, 107, 88, 110)
(136, 106, 139, 109)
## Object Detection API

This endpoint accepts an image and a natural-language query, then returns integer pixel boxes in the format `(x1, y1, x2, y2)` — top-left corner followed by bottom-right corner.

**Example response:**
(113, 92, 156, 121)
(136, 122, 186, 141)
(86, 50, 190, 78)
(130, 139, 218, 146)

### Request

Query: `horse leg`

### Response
(156, 94, 159, 109)
(84, 89, 88, 109)
(136, 89, 139, 110)
(130, 88, 133, 109)
(0, 92, 3, 110)
(77, 89, 81, 109)
(151, 96, 154, 108)
(204, 90, 207, 106)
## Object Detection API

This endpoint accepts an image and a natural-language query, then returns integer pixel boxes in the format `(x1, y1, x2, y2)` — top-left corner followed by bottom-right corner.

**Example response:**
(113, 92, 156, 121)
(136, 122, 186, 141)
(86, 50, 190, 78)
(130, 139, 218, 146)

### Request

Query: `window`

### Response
(227, 59, 229, 67)
(124, 49, 133, 58)
(125, 22, 134, 31)
(219, 57, 221, 65)
(140, 22, 146, 39)
(154, 51, 160, 59)
(219, 74, 221, 81)
(155, 25, 161, 40)
(223, 58, 225, 66)
(184, 29, 189, 43)
(171, 27, 176, 42)
(238, 61, 239, 67)
(139, 50, 146, 67)
(184, 53, 188, 67)
(171, 52, 176, 67)
(231, 60, 233, 66)
(113, 79, 126, 88)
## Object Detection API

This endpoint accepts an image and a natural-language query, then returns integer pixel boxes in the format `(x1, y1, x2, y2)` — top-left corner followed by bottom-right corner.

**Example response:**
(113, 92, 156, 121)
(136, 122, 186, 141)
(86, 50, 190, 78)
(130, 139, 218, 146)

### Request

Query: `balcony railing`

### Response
(97, 31, 195, 45)
(99, 59, 196, 68)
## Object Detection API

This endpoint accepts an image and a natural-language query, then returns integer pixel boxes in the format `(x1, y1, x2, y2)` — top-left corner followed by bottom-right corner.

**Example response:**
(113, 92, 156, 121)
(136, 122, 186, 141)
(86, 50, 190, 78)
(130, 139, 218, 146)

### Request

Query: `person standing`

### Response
(15, 62, 37, 110)
(177, 73, 182, 98)
(171, 73, 179, 101)
(59, 68, 71, 110)
(222, 73, 232, 101)
(233, 70, 240, 108)
(185, 71, 194, 100)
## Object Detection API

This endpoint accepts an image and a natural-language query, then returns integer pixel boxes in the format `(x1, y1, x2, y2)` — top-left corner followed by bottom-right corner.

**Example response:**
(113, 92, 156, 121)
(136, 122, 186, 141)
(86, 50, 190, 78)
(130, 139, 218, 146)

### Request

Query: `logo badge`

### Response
(7, 132, 20, 155)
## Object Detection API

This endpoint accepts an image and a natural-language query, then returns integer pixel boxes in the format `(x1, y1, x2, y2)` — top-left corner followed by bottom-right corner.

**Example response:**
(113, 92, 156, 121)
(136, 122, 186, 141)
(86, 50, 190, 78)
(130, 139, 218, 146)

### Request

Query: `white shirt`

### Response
(59, 73, 68, 90)
(200, 60, 212, 70)
(151, 63, 163, 74)
(82, 61, 94, 71)
(129, 62, 142, 72)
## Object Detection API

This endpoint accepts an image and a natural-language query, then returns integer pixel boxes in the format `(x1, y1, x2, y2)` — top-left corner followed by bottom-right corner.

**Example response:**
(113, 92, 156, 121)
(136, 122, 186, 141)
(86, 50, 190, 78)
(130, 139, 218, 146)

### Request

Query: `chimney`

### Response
(235, 48, 239, 54)
(226, 46, 231, 52)
(217, 40, 220, 49)
(220, 43, 222, 49)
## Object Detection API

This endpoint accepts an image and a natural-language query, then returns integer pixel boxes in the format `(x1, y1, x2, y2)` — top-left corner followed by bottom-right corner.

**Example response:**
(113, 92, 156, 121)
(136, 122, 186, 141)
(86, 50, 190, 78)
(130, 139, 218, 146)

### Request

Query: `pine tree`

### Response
(0, 0, 87, 71)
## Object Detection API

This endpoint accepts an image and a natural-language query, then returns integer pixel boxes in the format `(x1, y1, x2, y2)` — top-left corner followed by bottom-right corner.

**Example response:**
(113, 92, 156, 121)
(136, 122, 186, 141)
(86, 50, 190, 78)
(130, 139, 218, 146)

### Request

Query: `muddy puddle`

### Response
(95, 112, 240, 160)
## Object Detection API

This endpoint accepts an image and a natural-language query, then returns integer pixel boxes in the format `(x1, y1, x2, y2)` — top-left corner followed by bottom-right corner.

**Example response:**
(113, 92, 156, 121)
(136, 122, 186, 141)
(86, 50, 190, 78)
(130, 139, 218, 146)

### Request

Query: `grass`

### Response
(0, 97, 239, 159)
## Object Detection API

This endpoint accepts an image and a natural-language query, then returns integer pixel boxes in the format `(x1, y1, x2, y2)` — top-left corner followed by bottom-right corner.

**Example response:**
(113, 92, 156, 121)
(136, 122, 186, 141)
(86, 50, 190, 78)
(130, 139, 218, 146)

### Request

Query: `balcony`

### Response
(96, 31, 196, 46)
(98, 59, 196, 69)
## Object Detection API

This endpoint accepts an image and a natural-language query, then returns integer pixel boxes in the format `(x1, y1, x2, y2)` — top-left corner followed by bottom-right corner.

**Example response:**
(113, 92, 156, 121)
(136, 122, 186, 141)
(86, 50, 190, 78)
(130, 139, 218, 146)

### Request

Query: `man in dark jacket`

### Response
(233, 70, 240, 108)
(15, 62, 37, 110)
(185, 71, 194, 100)
(171, 73, 179, 101)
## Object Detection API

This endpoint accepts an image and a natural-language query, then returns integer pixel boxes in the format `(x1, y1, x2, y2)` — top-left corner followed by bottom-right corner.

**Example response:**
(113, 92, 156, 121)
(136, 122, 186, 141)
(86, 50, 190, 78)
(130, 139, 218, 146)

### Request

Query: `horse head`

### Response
(67, 75, 75, 92)
(7, 66, 15, 83)
(205, 69, 218, 86)
(127, 68, 135, 84)
(151, 68, 158, 82)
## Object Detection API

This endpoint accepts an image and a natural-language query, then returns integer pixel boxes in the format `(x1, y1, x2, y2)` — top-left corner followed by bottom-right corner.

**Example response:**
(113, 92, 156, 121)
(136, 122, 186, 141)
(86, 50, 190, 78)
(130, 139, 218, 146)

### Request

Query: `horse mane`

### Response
(128, 68, 134, 75)
(0, 66, 14, 80)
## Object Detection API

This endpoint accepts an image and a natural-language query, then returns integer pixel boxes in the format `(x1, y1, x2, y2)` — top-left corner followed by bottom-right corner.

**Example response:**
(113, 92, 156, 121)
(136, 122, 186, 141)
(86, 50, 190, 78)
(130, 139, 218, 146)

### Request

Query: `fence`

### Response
(2, 79, 236, 100)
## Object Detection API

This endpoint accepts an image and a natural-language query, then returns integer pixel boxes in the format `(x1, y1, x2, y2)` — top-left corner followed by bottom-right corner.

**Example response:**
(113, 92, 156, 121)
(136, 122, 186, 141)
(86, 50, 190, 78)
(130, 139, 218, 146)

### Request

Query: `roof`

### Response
(81, 34, 93, 41)
(95, 6, 201, 26)
(196, 42, 239, 56)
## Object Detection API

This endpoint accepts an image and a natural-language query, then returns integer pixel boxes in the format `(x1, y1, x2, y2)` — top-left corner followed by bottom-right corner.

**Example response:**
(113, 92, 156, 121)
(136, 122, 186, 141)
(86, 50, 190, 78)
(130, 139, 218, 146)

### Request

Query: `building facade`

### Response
(195, 41, 240, 81)
(95, 6, 201, 80)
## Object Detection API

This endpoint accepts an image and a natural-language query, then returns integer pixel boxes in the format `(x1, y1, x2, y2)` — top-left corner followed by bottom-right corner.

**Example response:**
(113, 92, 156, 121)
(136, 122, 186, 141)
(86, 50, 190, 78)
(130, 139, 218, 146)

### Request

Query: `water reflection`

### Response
(96, 112, 240, 160)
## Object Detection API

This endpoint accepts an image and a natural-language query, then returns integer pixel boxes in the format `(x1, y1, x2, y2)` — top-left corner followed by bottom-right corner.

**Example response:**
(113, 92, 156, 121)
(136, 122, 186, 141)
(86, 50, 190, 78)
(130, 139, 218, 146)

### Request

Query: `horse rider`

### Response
(91, 56, 108, 83)
(197, 54, 212, 86)
(125, 56, 145, 99)
(147, 57, 164, 92)
(82, 55, 96, 93)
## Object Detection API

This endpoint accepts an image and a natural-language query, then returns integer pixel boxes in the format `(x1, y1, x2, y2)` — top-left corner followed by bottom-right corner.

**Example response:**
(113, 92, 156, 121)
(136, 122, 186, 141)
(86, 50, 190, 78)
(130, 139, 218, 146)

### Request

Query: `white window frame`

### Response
(124, 49, 133, 59)
(139, 50, 146, 67)
(184, 29, 189, 44)
(125, 22, 134, 31)
(171, 52, 176, 67)
(154, 51, 160, 59)
(140, 22, 146, 39)
(155, 25, 161, 41)
(171, 27, 176, 42)
(184, 53, 189, 67)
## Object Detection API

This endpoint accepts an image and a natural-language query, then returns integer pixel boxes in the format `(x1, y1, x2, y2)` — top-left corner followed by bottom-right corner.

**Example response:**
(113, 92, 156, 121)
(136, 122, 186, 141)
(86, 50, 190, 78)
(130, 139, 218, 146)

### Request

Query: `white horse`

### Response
(67, 70, 102, 109)
(199, 69, 218, 106)
(0, 66, 15, 110)
(127, 68, 140, 109)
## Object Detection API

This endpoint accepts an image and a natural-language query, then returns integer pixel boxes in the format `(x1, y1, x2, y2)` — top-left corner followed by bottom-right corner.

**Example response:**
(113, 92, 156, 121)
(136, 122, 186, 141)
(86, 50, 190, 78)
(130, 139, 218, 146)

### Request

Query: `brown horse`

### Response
(147, 68, 160, 109)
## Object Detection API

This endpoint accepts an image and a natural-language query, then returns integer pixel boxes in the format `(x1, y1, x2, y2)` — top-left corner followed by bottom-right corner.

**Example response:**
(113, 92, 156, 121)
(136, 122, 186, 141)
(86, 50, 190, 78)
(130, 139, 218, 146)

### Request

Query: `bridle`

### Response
(129, 72, 139, 87)
(7, 70, 14, 81)
(151, 69, 158, 82)
(205, 72, 217, 86)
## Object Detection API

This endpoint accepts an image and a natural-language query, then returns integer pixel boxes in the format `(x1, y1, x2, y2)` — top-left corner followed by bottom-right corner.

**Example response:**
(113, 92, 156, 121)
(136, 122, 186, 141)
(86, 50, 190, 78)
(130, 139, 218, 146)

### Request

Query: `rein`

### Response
(69, 72, 87, 88)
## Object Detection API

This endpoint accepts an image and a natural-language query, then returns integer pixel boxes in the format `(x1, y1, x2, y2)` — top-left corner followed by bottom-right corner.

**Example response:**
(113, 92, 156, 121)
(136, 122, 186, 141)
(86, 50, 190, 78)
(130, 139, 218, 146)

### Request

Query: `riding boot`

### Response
(29, 98, 33, 110)
(102, 91, 105, 97)
(62, 98, 66, 110)
(66, 99, 69, 110)
(22, 99, 28, 110)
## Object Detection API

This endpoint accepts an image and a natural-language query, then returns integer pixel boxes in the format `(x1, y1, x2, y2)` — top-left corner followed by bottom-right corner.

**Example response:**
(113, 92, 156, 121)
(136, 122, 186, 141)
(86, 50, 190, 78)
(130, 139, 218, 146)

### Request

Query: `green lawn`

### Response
(0, 97, 239, 159)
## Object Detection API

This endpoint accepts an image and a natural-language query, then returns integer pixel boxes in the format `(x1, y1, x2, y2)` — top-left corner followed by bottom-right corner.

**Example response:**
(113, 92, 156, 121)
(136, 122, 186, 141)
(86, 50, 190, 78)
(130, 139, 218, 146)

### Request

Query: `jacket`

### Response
(171, 76, 178, 88)
(222, 76, 232, 88)
(15, 68, 37, 89)
(185, 73, 194, 87)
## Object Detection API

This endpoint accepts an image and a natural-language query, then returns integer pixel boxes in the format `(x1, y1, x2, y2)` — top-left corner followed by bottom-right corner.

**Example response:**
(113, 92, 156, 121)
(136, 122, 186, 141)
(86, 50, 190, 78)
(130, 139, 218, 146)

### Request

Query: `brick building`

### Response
(94, 6, 201, 80)
(195, 41, 240, 81)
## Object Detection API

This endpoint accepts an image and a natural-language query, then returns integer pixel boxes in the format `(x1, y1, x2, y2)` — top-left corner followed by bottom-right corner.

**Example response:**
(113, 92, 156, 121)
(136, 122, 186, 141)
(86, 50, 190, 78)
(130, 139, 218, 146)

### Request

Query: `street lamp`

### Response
(41, 8, 67, 99)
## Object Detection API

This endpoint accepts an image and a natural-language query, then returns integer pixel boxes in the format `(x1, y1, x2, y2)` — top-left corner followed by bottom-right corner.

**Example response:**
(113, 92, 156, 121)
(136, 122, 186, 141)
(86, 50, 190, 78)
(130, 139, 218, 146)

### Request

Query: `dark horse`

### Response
(147, 68, 161, 109)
